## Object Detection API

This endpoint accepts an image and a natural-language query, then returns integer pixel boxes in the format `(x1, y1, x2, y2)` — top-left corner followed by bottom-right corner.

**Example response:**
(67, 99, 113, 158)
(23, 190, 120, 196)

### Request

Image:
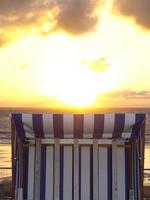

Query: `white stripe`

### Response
(117, 147, 125, 200)
(22, 114, 34, 139)
(74, 139, 79, 200)
(98, 146, 108, 200)
(45, 146, 54, 200)
(103, 114, 115, 138)
(34, 139, 41, 200)
(63, 146, 73, 200)
(112, 142, 118, 200)
(63, 114, 73, 138)
(122, 114, 135, 138)
(83, 114, 94, 138)
(17, 188, 23, 200)
(93, 140, 98, 200)
(81, 146, 91, 200)
(27, 146, 35, 200)
(43, 114, 54, 138)
(16, 154, 19, 198)
(54, 139, 60, 200)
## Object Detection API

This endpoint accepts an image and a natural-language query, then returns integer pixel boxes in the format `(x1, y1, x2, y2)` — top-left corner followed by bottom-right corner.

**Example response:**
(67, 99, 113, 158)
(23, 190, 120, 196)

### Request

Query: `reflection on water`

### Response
(144, 144, 150, 185)
(145, 144, 150, 169)
(0, 144, 11, 179)
(0, 144, 11, 168)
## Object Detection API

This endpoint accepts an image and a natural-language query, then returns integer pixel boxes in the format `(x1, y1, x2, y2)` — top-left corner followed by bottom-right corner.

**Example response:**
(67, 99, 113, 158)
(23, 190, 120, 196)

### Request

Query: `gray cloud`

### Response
(0, 0, 45, 27)
(113, 0, 150, 29)
(0, 0, 32, 14)
(0, 0, 102, 46)
(55, 0, 99, 34)
(107, 89, 150, 100)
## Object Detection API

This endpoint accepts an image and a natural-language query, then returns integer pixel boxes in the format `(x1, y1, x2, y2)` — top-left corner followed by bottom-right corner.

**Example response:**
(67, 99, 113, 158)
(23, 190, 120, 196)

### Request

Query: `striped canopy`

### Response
(11, 113, 145, 140)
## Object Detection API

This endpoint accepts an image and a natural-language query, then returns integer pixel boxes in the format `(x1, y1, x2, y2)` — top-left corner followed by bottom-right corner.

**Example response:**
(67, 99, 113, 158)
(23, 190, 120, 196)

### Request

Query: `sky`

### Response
(0, 0, 150, 108)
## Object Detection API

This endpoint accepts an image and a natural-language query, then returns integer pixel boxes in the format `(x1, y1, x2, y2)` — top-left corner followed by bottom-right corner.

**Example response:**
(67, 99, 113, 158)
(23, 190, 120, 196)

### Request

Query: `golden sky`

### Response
(0, 0, 150, 108)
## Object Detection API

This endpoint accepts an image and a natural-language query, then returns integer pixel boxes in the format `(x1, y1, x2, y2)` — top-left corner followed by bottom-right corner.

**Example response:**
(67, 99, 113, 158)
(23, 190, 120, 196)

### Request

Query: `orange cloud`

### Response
(108, 90, 150, 99)
(96, 89, 150, 107)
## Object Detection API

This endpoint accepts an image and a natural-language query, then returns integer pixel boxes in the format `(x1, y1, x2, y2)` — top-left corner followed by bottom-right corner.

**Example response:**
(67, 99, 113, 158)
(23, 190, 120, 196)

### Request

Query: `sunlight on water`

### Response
(145, 144, 150, 169)
(0, 144, 11, 178)
(144, 144, 150, 185)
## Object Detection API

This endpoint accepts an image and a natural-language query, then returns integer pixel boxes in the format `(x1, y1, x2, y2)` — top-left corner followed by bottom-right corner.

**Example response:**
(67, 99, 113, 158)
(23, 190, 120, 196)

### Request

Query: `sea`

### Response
(0, 107, 150, 184)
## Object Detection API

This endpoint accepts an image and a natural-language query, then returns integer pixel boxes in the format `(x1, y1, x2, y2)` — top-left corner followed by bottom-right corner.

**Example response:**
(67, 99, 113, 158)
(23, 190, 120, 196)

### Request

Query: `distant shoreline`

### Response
(0, 106, 150, 114)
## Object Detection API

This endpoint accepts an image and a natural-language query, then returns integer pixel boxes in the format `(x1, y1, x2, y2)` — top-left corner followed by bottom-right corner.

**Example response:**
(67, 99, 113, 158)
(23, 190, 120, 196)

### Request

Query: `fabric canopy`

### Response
(11, 113, 145, 140)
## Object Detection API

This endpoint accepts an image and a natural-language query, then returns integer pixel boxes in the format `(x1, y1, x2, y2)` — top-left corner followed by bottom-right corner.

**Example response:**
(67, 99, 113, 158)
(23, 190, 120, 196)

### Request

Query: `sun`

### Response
(36, 59, 118, 107)
(33, 36, 119, 108)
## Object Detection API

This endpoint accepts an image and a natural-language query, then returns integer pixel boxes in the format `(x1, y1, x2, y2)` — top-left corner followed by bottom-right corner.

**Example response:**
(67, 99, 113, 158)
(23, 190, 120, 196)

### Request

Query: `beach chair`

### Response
(11, 113, 146, 200)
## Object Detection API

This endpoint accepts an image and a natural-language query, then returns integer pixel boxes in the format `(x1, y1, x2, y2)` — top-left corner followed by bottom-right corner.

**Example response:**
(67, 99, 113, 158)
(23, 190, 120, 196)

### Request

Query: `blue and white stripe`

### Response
(17, 144, 134, 200)
(11, 113, 146, 140)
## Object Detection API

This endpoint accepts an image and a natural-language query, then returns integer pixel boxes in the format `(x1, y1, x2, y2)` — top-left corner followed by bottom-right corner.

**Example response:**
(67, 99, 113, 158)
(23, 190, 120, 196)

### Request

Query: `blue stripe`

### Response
(113, 114, 125, 138)
(132, 114, 145, 140)
(12, 113, 25, 141)
(74, 115, 84, 138)
(138, 139, 142, 199)
(72, 146, 74, 200)
(40, 145, 46, 200)
(93, 114, 104, 138)
(136, 146, 139, 200)
(60, 145, 64, 200)
(79, 146, 81, 200)
(131, 144, 136, 199)
(135, 146, 137, 199)
(33, 114, 44, 138)
(16, 151, 19, 196)
(18, 150, 22, 187)
(125, 147, 128, 200)
(107, 146, 112, 200)
(134, 145, 137, 199)
(90, 146, 93, 200)
(23, 146, 29, 199)
(53, 114, 64, 138)
(12, 120, 17, 198)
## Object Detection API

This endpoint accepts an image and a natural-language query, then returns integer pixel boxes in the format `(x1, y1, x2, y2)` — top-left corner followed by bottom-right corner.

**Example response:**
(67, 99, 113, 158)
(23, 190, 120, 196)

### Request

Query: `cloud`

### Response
(82, 57, 110, 72)
(0, 0, 46, 27)
(54, 0, 100, 34)
(113, 0, 150, 29)
(106, 89, 150, 100)
(95, 89, 150, 107)
(0, 0, 103, 47)
(0, 0, 32, 14)
(0, 1, 43, 46)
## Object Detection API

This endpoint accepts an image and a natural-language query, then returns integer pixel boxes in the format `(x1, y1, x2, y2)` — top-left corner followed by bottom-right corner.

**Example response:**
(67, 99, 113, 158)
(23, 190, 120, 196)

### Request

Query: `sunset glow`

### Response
(38, 61, 118, 107)
(0, 0, 150, 108)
